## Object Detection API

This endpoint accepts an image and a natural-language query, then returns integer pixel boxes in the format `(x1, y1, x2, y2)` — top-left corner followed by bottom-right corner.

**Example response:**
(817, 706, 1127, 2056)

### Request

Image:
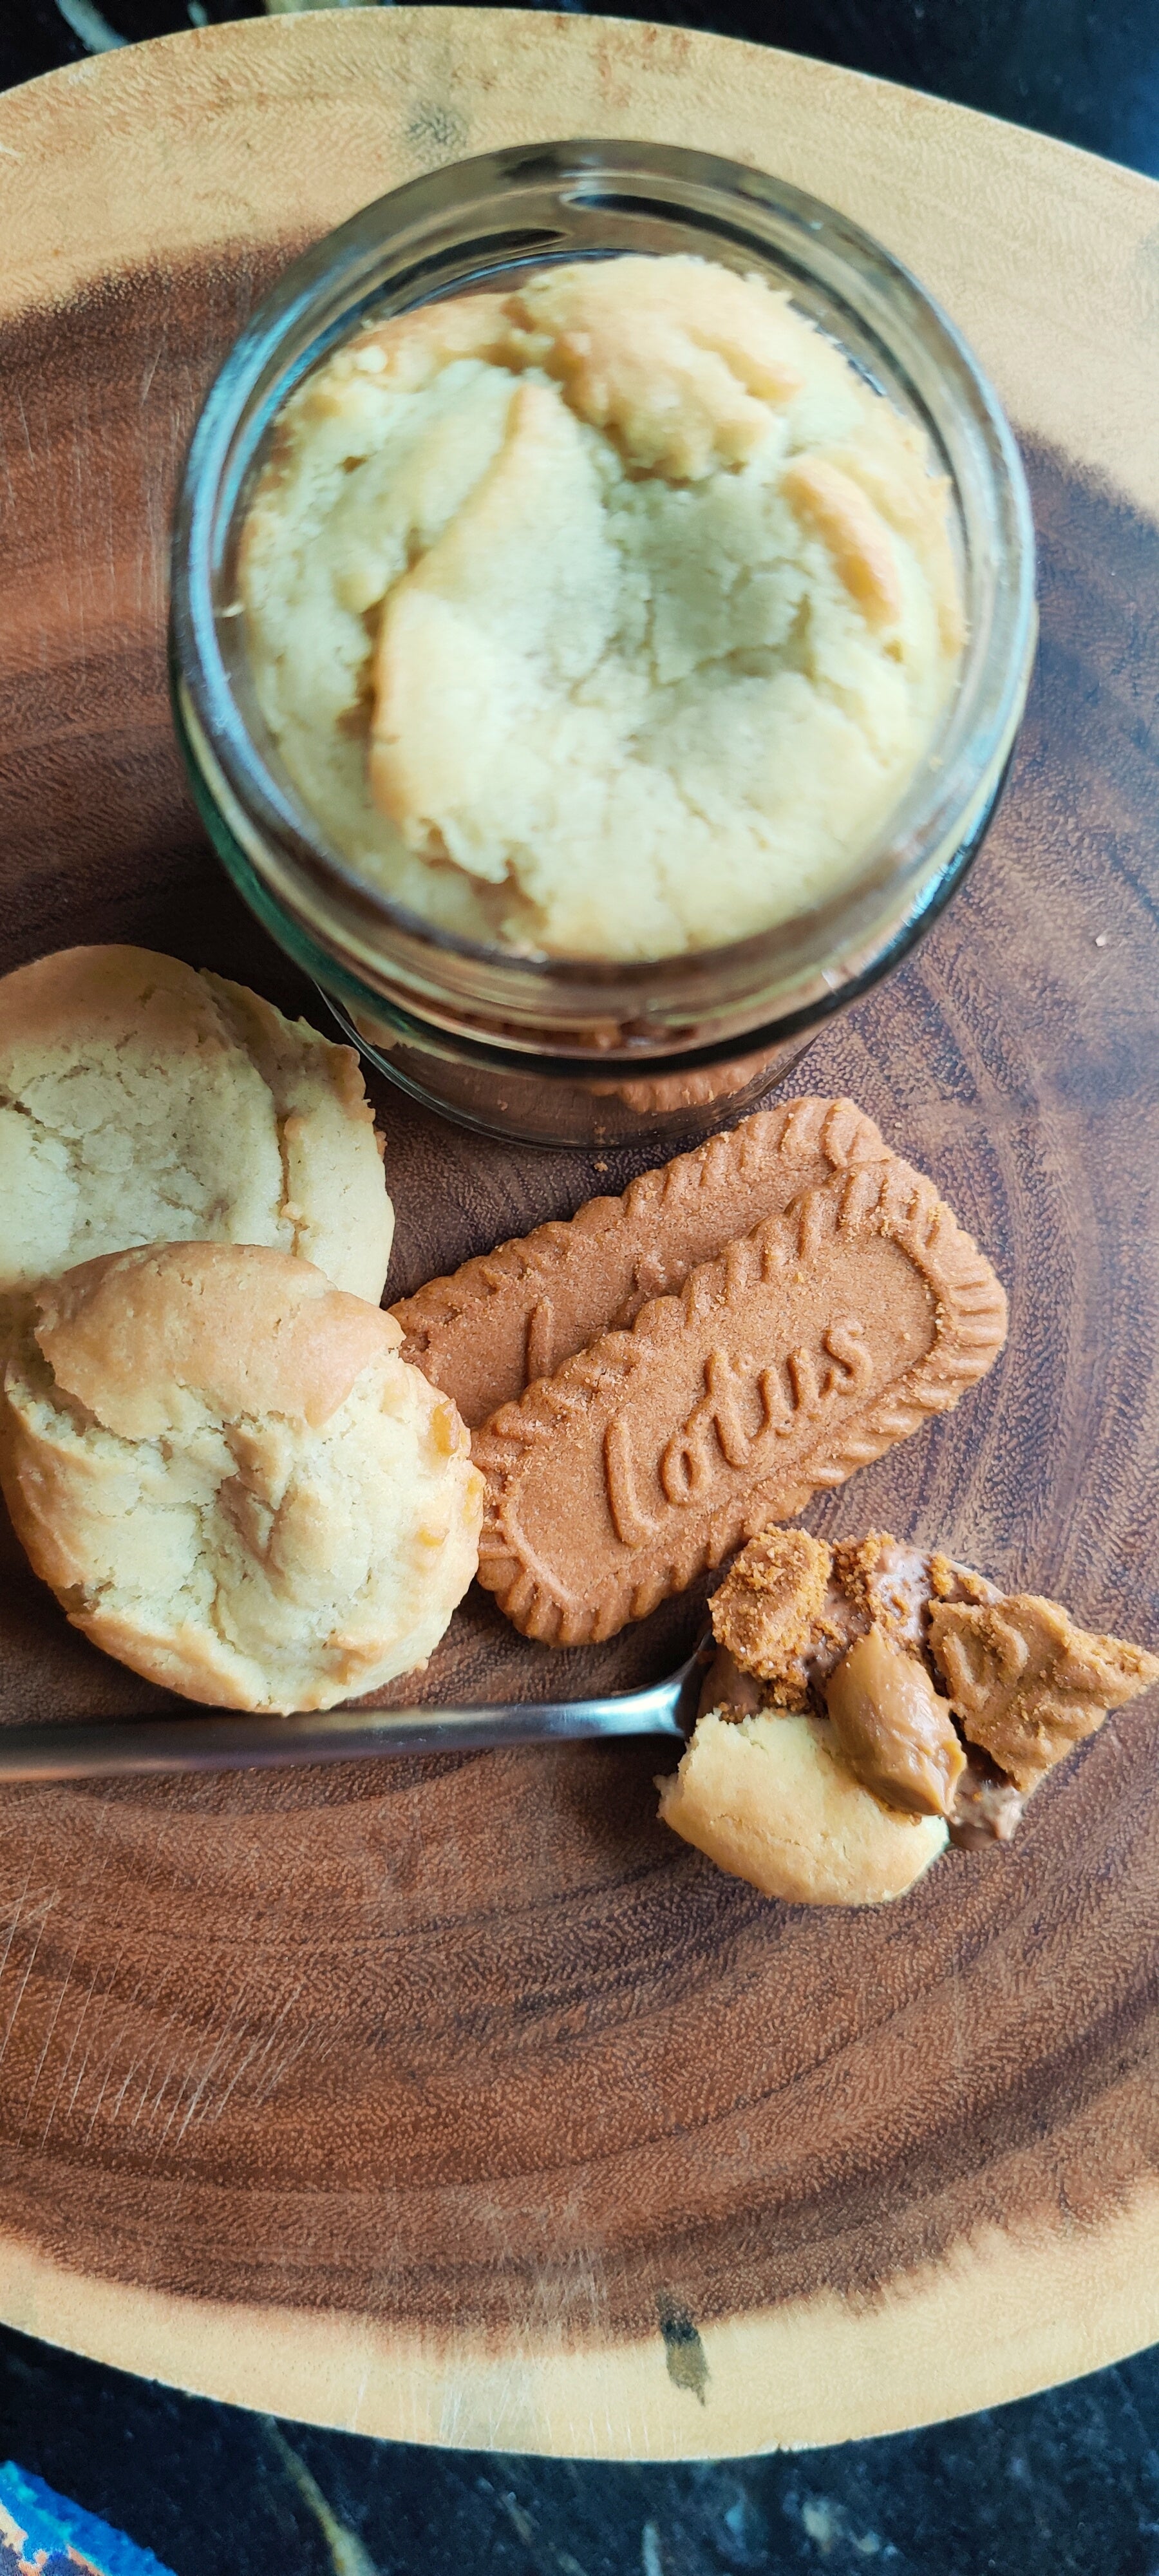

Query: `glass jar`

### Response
(170, 138, 1035, 1150)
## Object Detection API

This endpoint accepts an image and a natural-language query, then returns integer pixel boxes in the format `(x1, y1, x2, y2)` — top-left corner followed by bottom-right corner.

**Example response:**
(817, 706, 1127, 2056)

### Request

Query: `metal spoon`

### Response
(0, 1635, 713, 1783)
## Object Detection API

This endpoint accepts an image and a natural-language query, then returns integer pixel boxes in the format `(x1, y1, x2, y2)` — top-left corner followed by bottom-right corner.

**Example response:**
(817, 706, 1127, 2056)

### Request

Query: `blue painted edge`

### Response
(0, 2464, 176, 2576)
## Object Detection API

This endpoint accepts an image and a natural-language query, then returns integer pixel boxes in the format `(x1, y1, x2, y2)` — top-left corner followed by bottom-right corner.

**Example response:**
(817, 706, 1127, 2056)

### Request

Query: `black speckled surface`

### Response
(3, 3, 1159, 2566)
(6, 2316, 1159, 2574)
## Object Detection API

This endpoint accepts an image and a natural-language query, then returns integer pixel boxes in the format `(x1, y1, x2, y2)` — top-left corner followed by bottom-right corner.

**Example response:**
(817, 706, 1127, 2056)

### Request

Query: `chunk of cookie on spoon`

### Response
(659, 1526, 1159, 1906)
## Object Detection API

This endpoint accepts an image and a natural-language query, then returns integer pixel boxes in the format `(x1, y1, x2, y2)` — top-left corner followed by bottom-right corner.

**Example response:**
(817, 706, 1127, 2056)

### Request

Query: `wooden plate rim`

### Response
(2, 9, 1158, 2454)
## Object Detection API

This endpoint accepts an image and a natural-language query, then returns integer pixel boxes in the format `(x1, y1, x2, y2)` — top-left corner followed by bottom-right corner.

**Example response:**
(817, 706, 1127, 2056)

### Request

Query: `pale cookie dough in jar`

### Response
(241, 254, 965, 963)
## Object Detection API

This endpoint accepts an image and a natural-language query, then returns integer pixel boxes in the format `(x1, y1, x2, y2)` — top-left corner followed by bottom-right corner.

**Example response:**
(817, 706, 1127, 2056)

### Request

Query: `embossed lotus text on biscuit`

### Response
(473, 1160, 1008, 1647)
(525, 1300, 555, 1385)
(605, 1320, 872, 1542)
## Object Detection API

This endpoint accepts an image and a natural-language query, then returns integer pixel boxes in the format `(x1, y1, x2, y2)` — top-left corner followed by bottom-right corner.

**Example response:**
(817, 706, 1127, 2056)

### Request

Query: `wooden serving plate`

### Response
(1, 9, 1158, 2459)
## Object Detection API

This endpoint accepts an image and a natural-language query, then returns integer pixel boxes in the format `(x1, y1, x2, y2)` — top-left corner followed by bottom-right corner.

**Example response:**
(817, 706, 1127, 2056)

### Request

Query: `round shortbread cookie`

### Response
(242, 257, 963, 960)
(657, 1707, 947, 1905)
(0, 1244, 482, 1713)
(0, 945, 393, 1304)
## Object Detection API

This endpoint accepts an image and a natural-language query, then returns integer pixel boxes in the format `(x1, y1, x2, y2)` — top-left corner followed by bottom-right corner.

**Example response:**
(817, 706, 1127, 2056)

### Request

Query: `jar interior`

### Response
(172, 141, 1035, 1096)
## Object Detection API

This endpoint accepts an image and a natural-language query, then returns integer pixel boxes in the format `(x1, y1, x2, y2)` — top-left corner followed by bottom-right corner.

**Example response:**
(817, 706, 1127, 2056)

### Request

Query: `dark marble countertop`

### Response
(3, 5, 1159, 2569)
(8, 2316, 1159, 2574)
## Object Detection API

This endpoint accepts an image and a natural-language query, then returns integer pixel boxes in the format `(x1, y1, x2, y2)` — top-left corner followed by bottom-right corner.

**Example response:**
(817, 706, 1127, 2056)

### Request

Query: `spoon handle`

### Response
(0, 1688, 687, 1783)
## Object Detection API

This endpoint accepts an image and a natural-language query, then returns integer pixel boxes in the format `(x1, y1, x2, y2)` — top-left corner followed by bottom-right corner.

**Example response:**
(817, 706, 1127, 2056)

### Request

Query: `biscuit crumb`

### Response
(711, 1527, 833, 1706)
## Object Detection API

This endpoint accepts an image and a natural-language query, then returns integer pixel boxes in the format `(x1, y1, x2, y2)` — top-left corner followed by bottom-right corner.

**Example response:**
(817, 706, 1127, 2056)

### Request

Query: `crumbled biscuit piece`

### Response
(710, 1523, 974, 1712)
(833, 1531, 936, 1653)
(710, 1526, 833, 1706)
(929, 1594, 1159, 1793)
(825, 1625, 965, 1819)
(929, 1550, 999, 1607)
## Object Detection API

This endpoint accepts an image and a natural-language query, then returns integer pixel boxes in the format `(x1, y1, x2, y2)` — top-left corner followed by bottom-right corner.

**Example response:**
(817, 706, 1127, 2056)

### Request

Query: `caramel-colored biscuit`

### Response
(929, 1593, 1159, 1792)
(391, 1098, 888, 1430)
(475, 1159, 1008, 1645)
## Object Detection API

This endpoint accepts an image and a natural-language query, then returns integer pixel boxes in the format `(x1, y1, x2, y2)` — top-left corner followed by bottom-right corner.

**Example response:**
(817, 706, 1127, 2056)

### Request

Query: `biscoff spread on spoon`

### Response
(241, 256, 964, 960)
(658, 1527, 1159, 1904)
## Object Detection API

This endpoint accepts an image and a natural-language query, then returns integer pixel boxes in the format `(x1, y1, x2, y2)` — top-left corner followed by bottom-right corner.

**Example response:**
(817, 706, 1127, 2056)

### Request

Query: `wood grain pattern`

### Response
(0, 12, 1158, 2458)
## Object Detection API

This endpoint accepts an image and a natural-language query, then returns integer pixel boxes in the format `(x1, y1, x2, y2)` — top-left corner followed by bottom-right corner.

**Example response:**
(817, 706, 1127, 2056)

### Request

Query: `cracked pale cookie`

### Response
(0, 946, 394, 1310)
(0, 1244, 482, 1712)
(241, 254, 963, 959)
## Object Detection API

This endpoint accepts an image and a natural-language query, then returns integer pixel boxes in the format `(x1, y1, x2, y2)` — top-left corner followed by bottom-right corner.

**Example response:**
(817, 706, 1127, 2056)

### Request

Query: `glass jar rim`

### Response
(171, 135, 1035, 1035)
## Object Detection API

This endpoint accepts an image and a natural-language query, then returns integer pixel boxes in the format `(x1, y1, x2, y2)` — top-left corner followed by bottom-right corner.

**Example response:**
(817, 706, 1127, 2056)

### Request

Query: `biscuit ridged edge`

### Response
(474, 1160, 1008, 1646)
(391, 1097, 886, 1351)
